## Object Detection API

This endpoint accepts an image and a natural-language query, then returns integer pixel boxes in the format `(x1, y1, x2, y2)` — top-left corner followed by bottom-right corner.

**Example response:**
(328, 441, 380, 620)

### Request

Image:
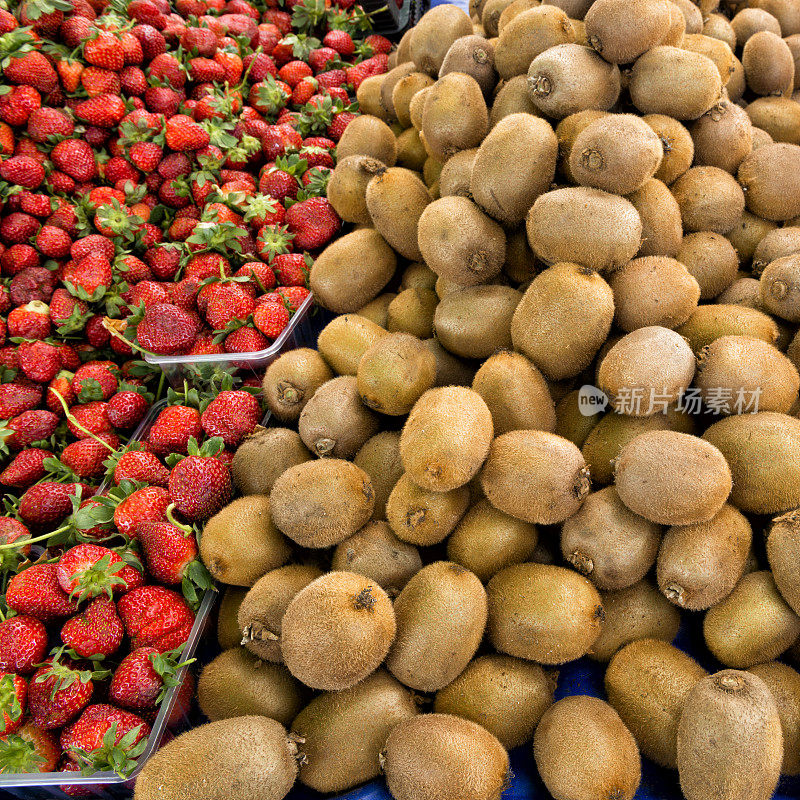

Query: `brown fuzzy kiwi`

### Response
(561, 486, 662, 591)
(356, 75, 388, 120)
(760, 254, 800, 322)
(470, 113, 558, 224)
(717, 277, 763, 308)
(591, 581, 681, 663)
(609, 256, 700, 331)
(732, 7, 782, 46)
(696, 335, 800, 414)
(439, 35, 497, 96)
(385, 288, 438, 339)
(511, 262, 614, 380)
(238, 564, 323, 662)
(738, 143, 800, 221)
(480, 430, 590, 524)
(481, 0, 515, 37)
(605, 640, 707, 769)
(678, 231, 739, 300)
(380, 62, 418, 121)
(439, 147, 477, 198)
(280, 571, 396, 691)
(555, 110, 609, 183)
(753, 227, 800, 274)
(382, 714, 509, 800)
(132, 717, 298, 800)
(417, 196, 506, 286)
(549, 0, 593, 18)
(670, 0, 702, 32)
(200, 496, 291, 587)
(269, 459, 375, 548)
(434, 286, 522, 359)
(386, 561, 488, 691)
(526, 188, 642, 272)
(657, 503, 752, 611)
(353, 431, 403, 521)
(310, 228, 397, 313)
(767, 511, 800, 616)
(396, 25, 414, 64)
(401, 261, 437, 291)
(298, 376, 380, 459)
(395, 127, 427, 172)
(421, 73, 488, 161)
(642, 114, 694, 184)
(752, 126, 777, 150)
(422, 338, 476, 386)
(584, 0, 671, 64)
(446, 499, 538, 581)
(788, 32, 800, 83)
(627, 178, 683, 258)
(677, 303, 780, 352)
(291, 670, 418, 793)
(527, 43, 621, 118)
(671, 166, 745, 235)
(534, 697, 641, 800)
(217, 586, 247, 650)
(494, 6, 575, 80)
(357, 293, 395, 328)
(231, 427, 312, 497)
(472, 351, 556, 435)
(554, 389, 602, 449)
(727, 210, 778, 264)
(703, 12, 737, 49)
(790, 331, 800, 371)
(434, 654, 554, 749)
(613, 431, 730, 526)
(759, 0, 800, 35)
(691, 101, 753, 175)
(409, 4, 474, 75)
(678, 670, 783, 800)
(598, 326, 697, 414)
(727, 53, 747, 102)
(682, 33, 734, 85)
(630, 46, 721, 120)
(503, 228, 537, 284)
(197, 647, 307, 725)
(408, 85, 430, 130)
(660, 1, 687, 47)
(489, 74, 541, 127)
(262, 348, 333, 423)
(326, 154, 382, 224)
(422, 155, 442, 188)
(335, 115, 397, 165)
(317, 314, 388, 376)
(497, 0, 539, 33)
(391, 72, 435, 129)
(386, 473, 470, 546)
(743, 30, 795, 96)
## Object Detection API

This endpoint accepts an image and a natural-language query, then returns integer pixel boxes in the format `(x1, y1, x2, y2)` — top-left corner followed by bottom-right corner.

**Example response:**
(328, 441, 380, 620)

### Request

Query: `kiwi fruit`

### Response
(408, 85, 430, 131)
(231, 428, 311, 498)
(238, 564, 323, 662)
(554, 389, 602, 448)
(642, 113, 694, 184)
(555, 110, 609, 183)
(728, 210, 779, 265)
(326, 155, 382, 224)
(678, 231, 739, 300)
(400, 386, 493, 492)
(702, 412, 800, 514)
(609, 256, 700, 331)
(269, 459, 375, 548)
(677, 670, 783, 800)
(380, 63, 421, 122)
(353, 431, 403, 521)
(395, 25, 414, 65)
(481, 0, 515, 37)
(703, 12, 737, 49)
(747, 97, 800, 146)
(717, 277, 762, 308)
(767, 511, 800, 616)
(671, 166, 745, 235)
(355, 292, 394, 327)
(470, 113, 558, 224)
(200, 496, 291, 587)
(748, 661, 800, 775)
(438, 148, 478, 198)
(743, 30, 794, 96)
(197, 647, 306, 725)
(704, 570, 800, 668)
(534, 695, 641, 800)
(335, 115, 397, 165)
(670, 0, 702, 32)
(590, 580, 681, 663)
(317, 314, 388, 376)
(395, 128, 427, 172)
(760, 254, 800, 322)
(526, 188, 642, 272)
(489, 74, 540, 127)
(422, 72, 488, 161)
(439, 35, 497, 96)
(682, 33, 734, 84)
(384, 288, 436, 339)
(627, 178, 683, 258)
(356, 75, 388, 120)
(695, 335, 800, 414)
(401, 261, 437, 291)
(584, 0, 671, 65)
(386, 561, 488, 692)
(605, 639, 707, 768)
(738, 143, 800, 221)
(382, 713, 509, 800)
(280, 571, 395, 691)
(527, 43, 622, 119)
(133, 716, 299, 800)
(677, 303, 780, 352)
(560, 486, 662, 591)
(752, 227, 800, 274)
(434, 654, 554, 748)
(496, 0, 539, 32)
(310, 228, 397, 313)
(386, 473, 470, 546)
(446, 499, 538, 581)
(488, 562, 603, 663)
(758, 0, 800, 35)
(691, 101, 753, 177)
(731, 6, 782, 46)
(727, 54, 747, 102)
(657, 503, 752, 611)
(549, 0, 593, 18)
(630, 46, 721, 120)
(217, 585, 246, 650)
(409, 4, 474, 75)
(262, 348, 334, 423)
(422, 338, 475, 387)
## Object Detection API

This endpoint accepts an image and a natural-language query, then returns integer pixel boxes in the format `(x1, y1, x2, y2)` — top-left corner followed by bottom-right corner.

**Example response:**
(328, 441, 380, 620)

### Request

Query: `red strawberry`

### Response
(168, 453, 232, 521)
(0, 721, 59, 773)
(83, 31, 125, 71)
(46, 372, 76, 414)
(117, 586, 195, 651)
(200, 390, 261, 448)
(276, 285, 310, 311)
(4, 51, 58, 94)
(365, 34, 392, 54)
(7, 301, 51, 340)
(29, 656, 95, 730)
(18, 482, 87, 528)
(0, 382, 42, 418)
(50, 289, 89, 332)
(136, 519, 198, 585)
(67, 401, 114, 440)
(57, 544, 127, 601)
(253, 300, 290, 338)
(75, 94, 126, 128)
(0, 673, 27, 735)
(72, 363, 118, 402)
(0, 616, 47, 675)
(6, 564, 79, 621)
(0, 155, 45, 189)
(18, 341, 61, 384)
(51, 139, 97, 183)
(63, 253, 113, 297)
(113, 486, 171, 538)
(0, 518, 31, 555)
(9, 266, 55, 305)
(109, 647, 185, 711)
(204, 286, 256, 330)
(0, 448, 52, 488)
(113, 450, 169, 487)
(258, 167, 298, 201)
(70, 235, 114, 263)
(326, 110, 356, 141)
(223, 326, 269, 354)
(285, 196, 340, 250)
(323, 29, 354, 56)
(1, 243, 40, 275)
(308, 47, 339, 73)
(147, 406, 202, 456)
(61, 598, 124, 660)
(135, 303, 198, 355)
(4, 409, 59, 450)
(19, 193, 53, 218)
(181, 26, 218, 56)
(61, 435, 120, 479)
(235, 260, 277, 291)
(165, 115, 210, 152)
(272, 252, 308, 286)
(107, 392, 149, 429)
(128, 141, 163, 173)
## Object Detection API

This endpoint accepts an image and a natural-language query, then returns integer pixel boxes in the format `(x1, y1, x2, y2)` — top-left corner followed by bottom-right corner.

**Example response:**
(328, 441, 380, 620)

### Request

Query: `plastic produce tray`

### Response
(361, 0, 415, 36)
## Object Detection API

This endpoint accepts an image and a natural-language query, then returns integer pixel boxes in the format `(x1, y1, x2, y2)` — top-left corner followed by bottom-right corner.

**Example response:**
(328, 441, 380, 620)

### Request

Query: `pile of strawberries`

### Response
(0, 0, 391, 782)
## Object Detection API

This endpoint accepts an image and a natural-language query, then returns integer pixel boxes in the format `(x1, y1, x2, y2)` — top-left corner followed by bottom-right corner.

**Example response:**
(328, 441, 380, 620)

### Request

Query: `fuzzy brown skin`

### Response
(434, 654, 554, 749)
(396, 128, 428, 173)
(752, 226, 800, 274)
(386, 288, 437, 339)
(383, 714, 509, 800)
(554, 390, 603, 449)
(439, 148, 478, 198)
(703, 13, 737, 50)
(606, 639, 707, 769)
(355, 75, 388, 120)
(691, 101, 752, 176)
(767, 511, 800, 617)
(657, 503, 752, 611)
(738, 143, 800, 222)
(231, 428, 311, 497)
(200, 496, 291, 587)
(392, 73, 435, 129)
(489, 75, 541, 127)
(642, 114, 694, 184)
(627, 178, 683, 258)
(353, 431, 404, 521)
(728, 210, 778, 264)
(682, 34, 734, 84)
(704, 571, 800, 668)
(423, 338, 476, 387)
(379, 62, 418, 121)
(760, 254, 800, 322)
(678, 231, 739, 299)
(356, 294, 394, 328)
(237, 564, 323, 663)
(676, 304, 780, 352)
(671, 165, 745, 235)
(747, 97, 800, 145)
(217, 586, 247, 650)
(317, 314, 387, 377)
(326, 154, 383, 224)
(262, 348, 334, 423)
(670, 0, 702, 32)
(555, 110, 609, 183)
(731, 7, 782, 47)
(743, 30, 794, 96)
(534, 696, 641, 800)
(409, 4, 474, 76)
(386, 562, 488, 692)
(422, 73, 488, 161)
(590, 580, 681, 663)
(335, 115, 397, 165)
(584, 0, 671, 65)
(677, 670, 783, 800)
(133, 717, 298, 800)
(439, 35, 497, 97)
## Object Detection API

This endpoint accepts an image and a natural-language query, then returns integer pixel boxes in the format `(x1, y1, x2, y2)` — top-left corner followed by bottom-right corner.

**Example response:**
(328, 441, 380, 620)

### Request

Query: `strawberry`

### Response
(72, 363, 118, 402)
(107, 392, 149, 429)
(63, 253, 113, 298)
(29, 655, 96, 730)
(50, 289, 89, 333)
(117, 586, 195, 651)
(81, 67, 122, 98)
(276, 285, 310, 311)
(61, 435, 120, 479)
(253, 300, 290, 338)
(308, 47, 339, 73)
(272, 252, 308, 286)
(18, 482, 89, 529)
(51, 139, 97, 182)
(235, 260, 277, 291)
(7, 301, 51, 340)
(0, 518, 30, 554)
(0, 448, 52, 488)
(365, 34, 392, 55)
(83, 31, 125, 72)
(278, 59, 313, 87)
(326, 110, 356, 141)
(6, 564, 79, 622)
(1, 243, 40, 275)
(223, 325, 270, 354)
(136, 303, 198, 355)
(259, 167, 298, 201)
(136, 518, 199, 585)
(120, 65, 148, 96)
(128, 141, 163, 173)
(57, 544, 127, 601)
(200, 390, 261, 448)
(285, 196, 340, 250)
(67, 401, 114, 439)
(148, 406, 203, 457)
(56, 58, 84, 92)
(4, 409, 59, 450)
(0, 616, 47, 675)
(0, 155, 45, 189)
(0, 722, 59, 773)
(168, 452, 232, 521)
(323, 29, 354, 56)
(75, 94, 126, 128)
(46, 373, 76, 415)
(184, 252, 232, 281)
(10, 266, 56, 305)
(19, 193, 53, 218)
(109, 647, 187, 711)
(165, 115, 210, 152)
(113, 450, 169, 487)
(17, 341, 61, 384)
(70, 235, 114, 264)
(113, 486, 171, 538)
(0, 383, 42, 418)
(0, 673, 27, 735)
(1, 212, 41, 245)
(4, 52, 58, 94)
(204, 286, 256, 330)
(181, 26, 218, 56)
(61, 598, 124, 660)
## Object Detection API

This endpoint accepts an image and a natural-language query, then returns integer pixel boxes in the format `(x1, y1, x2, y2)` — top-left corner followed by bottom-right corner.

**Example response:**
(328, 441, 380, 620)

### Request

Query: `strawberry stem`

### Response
(49, 389, 117, 453)
(165, 504, 193, 536)
(0, 524, 68, 550)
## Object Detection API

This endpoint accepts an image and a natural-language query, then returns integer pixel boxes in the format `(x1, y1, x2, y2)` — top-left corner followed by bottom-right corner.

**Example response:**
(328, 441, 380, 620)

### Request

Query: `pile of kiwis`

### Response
(135, 2, 800, 800)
